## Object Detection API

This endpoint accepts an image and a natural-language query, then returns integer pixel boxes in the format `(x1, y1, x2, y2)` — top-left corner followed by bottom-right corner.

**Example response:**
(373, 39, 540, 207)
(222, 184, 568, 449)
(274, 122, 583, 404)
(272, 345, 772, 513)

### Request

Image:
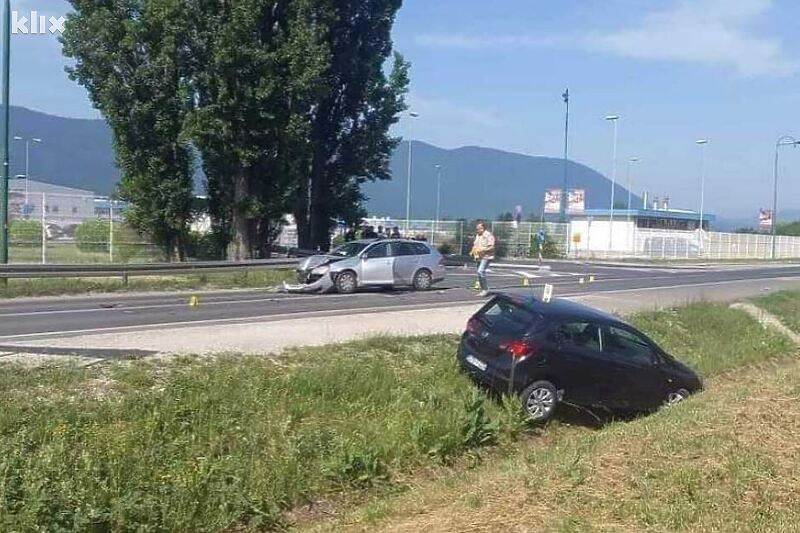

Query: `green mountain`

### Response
(364, 140, 638, 220)
(9, 106, 119, 194)
(9, 106, 634, 219)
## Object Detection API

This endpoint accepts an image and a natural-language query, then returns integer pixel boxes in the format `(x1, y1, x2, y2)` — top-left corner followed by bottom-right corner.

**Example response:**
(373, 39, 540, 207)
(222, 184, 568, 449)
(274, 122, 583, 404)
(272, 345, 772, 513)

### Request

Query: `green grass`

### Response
(0, 300, 798, 531)
(753, 290, 800, 334)
(630, 301, 795, 375)
(0, 269, 295, 299)
(10, 243, 165, 264)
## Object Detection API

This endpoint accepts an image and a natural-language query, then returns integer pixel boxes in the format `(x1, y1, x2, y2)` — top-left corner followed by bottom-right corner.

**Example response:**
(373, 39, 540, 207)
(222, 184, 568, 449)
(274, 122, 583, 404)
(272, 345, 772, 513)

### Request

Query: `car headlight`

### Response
(311, 265, 331, 275)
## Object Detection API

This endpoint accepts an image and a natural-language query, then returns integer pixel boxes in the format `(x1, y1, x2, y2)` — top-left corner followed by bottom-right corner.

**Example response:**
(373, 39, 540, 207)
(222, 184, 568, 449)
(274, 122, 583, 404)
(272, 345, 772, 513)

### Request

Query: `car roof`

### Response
(348, 239, 432, 246)
(494, 292, 622, 324)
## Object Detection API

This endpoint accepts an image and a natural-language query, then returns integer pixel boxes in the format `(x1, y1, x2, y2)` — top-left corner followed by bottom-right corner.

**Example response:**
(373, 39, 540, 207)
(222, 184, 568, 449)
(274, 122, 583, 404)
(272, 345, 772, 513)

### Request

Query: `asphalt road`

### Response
(1, 261, 799, 341)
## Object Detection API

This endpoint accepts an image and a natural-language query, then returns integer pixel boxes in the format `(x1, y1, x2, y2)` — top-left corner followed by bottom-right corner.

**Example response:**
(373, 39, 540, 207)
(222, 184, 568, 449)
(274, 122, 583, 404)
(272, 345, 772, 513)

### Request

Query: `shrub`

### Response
(75, 220, 151, 262)
(9, 219, 41, 246)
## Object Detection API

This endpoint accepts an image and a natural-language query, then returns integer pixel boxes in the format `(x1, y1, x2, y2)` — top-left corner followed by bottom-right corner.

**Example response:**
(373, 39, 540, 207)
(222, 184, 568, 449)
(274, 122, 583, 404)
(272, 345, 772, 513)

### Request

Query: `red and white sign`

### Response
(759, 209, 773, 229)
(544, 189, 562, 214)
(567, 189, 586, 214)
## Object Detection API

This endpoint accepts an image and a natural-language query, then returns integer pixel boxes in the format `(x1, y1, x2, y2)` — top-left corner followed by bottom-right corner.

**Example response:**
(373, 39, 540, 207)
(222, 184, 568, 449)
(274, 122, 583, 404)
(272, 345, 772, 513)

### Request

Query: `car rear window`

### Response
(478, 298, 543, 335)
(412, 242, 430, 255)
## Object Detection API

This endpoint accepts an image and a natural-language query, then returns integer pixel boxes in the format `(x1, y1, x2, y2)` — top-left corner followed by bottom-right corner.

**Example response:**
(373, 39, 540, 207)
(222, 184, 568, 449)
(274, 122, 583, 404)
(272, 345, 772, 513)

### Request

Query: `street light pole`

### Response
(696, 139, 709, 233)
(605, 115, 620, 251)
(13, 136, 42, 210)
(404, 111, 419, 233)
(626, 157, 639, 222)
(772, 135, 800, 259)
(561, 89, 570, 223)
(434, 164, 443, 245)
(0, 0, 10, 265)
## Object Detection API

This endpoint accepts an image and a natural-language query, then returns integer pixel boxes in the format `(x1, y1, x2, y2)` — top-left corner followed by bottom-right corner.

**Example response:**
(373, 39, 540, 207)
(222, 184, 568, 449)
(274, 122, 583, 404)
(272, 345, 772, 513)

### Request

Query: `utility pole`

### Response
(561, 89, 570, 223)
(404, 111, 419, 233)
(605, 115, 620, 251)
(0, 0, 10, 265)
(772, 135, 800, 259)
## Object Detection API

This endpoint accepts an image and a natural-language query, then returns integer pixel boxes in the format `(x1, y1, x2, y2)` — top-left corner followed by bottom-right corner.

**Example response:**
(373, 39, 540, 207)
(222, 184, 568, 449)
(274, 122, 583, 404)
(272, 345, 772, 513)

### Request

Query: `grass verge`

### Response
(0, 269, 295, 299)
(0, 298, 798, 531)
(753, 290, 800, 334)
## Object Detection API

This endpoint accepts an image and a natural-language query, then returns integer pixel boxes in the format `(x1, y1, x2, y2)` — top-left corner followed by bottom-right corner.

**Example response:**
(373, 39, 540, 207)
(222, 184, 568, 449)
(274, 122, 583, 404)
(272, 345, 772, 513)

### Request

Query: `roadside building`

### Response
(9, 179, 96, 225)
(569, 203, 716, 257)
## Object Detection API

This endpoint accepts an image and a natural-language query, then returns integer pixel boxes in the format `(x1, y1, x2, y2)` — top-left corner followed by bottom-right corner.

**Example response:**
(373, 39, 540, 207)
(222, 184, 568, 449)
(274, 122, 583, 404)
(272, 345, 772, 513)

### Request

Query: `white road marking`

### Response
(3, 275, 798, 343)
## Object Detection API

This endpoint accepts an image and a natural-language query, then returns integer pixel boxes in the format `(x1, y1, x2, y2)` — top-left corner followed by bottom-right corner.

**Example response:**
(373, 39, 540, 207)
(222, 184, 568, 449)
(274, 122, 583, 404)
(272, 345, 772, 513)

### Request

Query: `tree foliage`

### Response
(62, 0, 195, 261)
(62, 0, 409, 260)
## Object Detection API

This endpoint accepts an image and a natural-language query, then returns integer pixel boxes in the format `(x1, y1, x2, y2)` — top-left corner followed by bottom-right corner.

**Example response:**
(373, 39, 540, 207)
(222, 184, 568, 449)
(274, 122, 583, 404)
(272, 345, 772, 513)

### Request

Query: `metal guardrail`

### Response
(0, 258, 300, 281)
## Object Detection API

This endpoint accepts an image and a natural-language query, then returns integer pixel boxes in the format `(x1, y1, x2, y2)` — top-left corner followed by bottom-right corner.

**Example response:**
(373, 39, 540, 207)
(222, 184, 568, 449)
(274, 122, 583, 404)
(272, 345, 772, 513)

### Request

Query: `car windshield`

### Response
(330, 242, 370, 257)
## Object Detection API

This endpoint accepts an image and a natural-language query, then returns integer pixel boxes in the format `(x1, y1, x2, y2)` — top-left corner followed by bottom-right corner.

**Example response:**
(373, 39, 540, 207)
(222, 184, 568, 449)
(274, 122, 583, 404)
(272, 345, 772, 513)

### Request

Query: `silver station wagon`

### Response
(288, 239, 447, 293)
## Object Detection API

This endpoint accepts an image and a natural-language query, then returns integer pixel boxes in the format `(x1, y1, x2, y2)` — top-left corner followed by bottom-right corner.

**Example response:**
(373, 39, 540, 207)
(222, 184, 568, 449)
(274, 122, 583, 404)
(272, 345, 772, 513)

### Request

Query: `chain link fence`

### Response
(361, 218, 468, 255)
(489, 221, 570, 259)
(8, 192, 163, 264)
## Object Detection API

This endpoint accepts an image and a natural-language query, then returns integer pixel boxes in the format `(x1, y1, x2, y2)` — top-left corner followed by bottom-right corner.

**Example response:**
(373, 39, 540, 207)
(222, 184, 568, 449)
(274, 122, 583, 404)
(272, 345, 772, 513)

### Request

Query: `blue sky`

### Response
(8, 0, 800, 217)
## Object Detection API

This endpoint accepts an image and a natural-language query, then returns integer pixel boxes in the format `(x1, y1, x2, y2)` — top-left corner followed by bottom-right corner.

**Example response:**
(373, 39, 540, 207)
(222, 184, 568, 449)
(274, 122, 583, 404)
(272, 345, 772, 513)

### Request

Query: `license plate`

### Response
(465, 355, 487, 371)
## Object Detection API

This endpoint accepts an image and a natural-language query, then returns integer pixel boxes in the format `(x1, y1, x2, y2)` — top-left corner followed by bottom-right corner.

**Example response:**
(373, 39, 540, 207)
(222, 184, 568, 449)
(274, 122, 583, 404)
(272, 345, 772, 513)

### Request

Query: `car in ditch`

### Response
(287, 239, 447, 293)
(458, 293, 703, 422)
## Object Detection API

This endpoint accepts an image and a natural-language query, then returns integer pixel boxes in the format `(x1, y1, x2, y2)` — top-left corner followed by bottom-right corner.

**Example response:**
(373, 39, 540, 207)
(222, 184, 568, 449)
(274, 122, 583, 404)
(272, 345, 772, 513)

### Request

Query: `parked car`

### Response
(458, 293, 702, 422)
(288, 239, 447, 293)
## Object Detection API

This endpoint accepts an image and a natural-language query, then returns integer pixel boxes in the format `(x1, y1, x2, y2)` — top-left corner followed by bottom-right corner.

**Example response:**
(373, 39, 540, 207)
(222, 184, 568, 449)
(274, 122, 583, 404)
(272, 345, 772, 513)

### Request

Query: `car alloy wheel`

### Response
(666, 388, 690, 406)
(521, 381, 558, 422)
(336, 271, 357, 294)
(413, 269, 432, 291)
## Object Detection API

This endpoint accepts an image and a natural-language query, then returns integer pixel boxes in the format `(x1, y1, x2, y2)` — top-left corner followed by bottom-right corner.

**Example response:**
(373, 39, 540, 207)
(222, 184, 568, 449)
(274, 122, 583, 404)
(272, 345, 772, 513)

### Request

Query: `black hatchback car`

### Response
(458, 293, 703, 422)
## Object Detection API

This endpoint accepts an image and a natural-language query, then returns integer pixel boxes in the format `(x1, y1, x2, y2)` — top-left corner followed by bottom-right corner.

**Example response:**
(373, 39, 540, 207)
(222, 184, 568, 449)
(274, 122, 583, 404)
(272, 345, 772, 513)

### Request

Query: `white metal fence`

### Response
(572, 227, 800, 260)
(8, 192, 162, 264)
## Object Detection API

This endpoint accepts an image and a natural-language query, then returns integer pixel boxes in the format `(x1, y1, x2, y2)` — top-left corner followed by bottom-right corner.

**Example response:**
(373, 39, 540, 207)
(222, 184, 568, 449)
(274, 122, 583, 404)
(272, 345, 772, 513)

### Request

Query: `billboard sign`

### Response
(759, 209, 773, 230)
(544, 189, 562, 214)
(567, 189, 586, 214)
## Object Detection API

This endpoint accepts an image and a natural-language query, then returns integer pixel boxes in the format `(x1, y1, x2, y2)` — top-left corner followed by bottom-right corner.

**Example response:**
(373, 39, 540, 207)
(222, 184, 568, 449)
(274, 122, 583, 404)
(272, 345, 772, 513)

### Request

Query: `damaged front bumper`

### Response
(282, 269, 336, 293)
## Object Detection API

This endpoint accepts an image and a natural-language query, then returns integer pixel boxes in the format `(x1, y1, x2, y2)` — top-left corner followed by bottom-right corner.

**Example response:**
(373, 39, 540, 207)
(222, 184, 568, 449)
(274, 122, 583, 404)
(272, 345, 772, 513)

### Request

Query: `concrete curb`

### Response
(729, 302, 800, 345)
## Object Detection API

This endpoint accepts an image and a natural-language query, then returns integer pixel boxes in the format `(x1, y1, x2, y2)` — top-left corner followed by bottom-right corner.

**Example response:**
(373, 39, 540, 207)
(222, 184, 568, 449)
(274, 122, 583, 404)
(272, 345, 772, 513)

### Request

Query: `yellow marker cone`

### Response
(473, 280, 481, 290)
(589, 275, 596, 283)
(189, 295, 200, 307)
(522, 277, 530, 286)
(579, 277, 585, 284)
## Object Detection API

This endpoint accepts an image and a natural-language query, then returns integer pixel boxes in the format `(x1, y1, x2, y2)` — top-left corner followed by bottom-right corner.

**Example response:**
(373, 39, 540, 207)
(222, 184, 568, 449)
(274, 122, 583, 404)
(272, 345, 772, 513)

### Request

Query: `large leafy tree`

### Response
(185, 0, 329, 260)
(291, 0, 409, 250)
(62, 0, 195, 260)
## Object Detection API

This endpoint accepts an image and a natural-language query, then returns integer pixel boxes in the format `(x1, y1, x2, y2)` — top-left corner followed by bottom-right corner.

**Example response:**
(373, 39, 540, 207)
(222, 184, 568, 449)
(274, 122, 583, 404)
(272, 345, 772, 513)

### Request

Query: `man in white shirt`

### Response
(470, 221, 496, 297)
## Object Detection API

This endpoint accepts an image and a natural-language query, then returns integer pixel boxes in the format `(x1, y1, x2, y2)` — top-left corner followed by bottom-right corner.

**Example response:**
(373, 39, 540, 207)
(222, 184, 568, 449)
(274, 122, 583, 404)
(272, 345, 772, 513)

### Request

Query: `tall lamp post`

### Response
(434, 164, 443, 245)
(626, 157, 639, 222)
(0, 0, 10, 265)
(561, 89, 570, 223)
(404, 111, 420, 233)
(772, 135, 800, 259)
(605, 115, 620, 251)
(13, 136, 42, 209)
(696, 139, 709, 234)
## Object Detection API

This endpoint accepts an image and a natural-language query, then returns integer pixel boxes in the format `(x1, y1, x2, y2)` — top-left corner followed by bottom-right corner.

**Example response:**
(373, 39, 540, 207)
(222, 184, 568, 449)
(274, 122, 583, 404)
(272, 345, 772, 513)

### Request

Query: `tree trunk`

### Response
(308, 145, 330, 251)
(227, 173, 251, 260)
(293, 176, 311, 251)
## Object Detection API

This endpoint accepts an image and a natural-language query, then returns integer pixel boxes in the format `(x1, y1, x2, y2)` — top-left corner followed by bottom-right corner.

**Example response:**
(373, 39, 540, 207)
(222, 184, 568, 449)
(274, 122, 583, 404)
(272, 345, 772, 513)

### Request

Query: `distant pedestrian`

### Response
(390, 226, 401, 239)
(534, 229, 546, 265)
(345, 226, 357, 242)
(377, 225, 387, 239)
(363, 225, 378, 239)
(470, 221, 495, 297)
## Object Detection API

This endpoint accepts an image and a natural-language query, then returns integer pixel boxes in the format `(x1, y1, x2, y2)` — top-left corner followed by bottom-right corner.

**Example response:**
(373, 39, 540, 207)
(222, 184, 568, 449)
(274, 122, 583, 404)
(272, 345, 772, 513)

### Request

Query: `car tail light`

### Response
(500, 339, 539, 359)
(467, 317, 480, 335)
